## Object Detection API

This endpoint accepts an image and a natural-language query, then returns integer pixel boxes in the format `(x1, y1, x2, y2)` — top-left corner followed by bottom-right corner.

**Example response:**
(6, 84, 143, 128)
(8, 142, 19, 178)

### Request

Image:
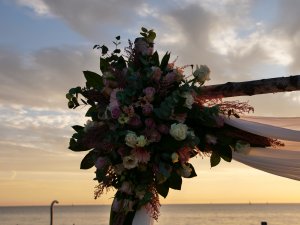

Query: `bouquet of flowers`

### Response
(66, 28, 282, 225)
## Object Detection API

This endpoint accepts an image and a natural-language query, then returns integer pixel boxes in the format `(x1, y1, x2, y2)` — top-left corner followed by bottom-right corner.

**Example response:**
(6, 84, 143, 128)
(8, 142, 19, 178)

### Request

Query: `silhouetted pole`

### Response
(50, 200, 59, 225)
(201, 75, 300, 98)
(261, 222, 267, 225)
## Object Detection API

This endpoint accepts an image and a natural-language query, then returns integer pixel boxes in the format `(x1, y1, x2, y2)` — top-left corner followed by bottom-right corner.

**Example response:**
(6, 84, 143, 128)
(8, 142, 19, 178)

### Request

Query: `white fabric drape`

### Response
(132, 207, 154, 225)
(224, 117, 300, 181)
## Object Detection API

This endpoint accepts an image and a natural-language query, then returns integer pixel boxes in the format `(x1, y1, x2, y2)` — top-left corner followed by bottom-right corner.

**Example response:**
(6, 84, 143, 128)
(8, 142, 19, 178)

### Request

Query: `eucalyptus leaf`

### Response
(168, 171, 182, 190)
(80, 150, 97, 169)
(72, 125, 84, 132)
(83, 71, 104, 90)
(210, 152, 221, 167)
(156, 183, 169, 198)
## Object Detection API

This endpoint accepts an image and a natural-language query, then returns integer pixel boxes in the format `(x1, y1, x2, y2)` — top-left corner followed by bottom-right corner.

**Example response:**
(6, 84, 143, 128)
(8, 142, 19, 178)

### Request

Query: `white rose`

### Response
(123, 155, 138, 169)
(136, 135, 148, 147)
(169, 123, 188, 141)
(171, 152, 179, 163)
(235, 140, 251, 155)
(193, 65, 210, 83)
(125, 132, 138, 148)
(178, 164, 192, 178)
(182, 92, 194, 109)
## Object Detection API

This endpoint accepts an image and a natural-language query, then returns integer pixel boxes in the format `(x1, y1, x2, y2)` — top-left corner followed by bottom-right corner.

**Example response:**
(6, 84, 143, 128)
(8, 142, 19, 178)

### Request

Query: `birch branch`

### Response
(201, 75, 300, 98)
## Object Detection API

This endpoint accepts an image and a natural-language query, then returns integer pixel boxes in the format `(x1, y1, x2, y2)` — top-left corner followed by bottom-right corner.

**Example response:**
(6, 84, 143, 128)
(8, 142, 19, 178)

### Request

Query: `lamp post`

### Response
(50, 200, 59, 225)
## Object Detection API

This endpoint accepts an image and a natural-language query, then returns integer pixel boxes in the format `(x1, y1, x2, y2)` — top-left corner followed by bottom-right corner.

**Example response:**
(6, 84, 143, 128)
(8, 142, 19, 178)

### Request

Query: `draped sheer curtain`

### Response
(132, 116, 300, 225)
(225, 116, 300, 181)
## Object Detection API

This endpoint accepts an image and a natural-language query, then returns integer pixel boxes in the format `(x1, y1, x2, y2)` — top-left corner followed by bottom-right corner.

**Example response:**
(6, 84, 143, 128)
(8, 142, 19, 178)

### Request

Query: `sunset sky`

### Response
(0, 0, 299, 206)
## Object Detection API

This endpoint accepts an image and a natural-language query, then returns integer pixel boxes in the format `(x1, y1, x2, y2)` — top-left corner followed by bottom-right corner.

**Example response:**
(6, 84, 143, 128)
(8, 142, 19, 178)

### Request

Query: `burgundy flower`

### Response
(157, 124, 169, 134)
(146, 129, 161, 143)
(132, 148, 151, 163)
(95, 157, 109, 169)
(177, 147, 190, 163)
(128, 115, 142, 128)
(152, 67, 162, 83)
(142, 103, 153, 116)
(145, 118, 156, 128)
(164, 72, 176, 84)
(119, 181, 133, 194)
(143, 87, 156, 102)
(110, 106, 121, 119)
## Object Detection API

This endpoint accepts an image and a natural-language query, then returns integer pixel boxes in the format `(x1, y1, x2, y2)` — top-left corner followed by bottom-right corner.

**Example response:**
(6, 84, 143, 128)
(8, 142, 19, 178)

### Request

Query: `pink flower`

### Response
(177, 147, 190, 163)
(143, 87, 156, 102)
(109, 88, 121, 110)
(123, 105, 135, 117)
(142, 103, 153, 115)
(134, 38, 151, 56)
(128, 115, 142, 128)
(110, 106, 121, 119)
(119, 181, 133, 194)
(146, 129, 161, 143)
(167, 62, 175, 70)
(145, 118, 156, 128)
(132, 148, 151, 163)
(152, 67, 162, 82)
(171, 113, 187, 123)
(157, 124, 169, 134)
(95, 157, 109, 169)
(164, 72, 176, 84)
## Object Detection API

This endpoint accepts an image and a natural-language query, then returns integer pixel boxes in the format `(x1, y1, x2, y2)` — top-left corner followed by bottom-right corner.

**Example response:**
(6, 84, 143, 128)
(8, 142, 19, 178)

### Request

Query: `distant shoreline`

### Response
(1, 203, 300, 207)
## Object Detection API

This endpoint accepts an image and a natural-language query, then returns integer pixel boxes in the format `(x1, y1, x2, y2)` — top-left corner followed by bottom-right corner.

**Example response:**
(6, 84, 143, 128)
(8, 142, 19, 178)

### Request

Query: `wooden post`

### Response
(50, 200, 59, 225)
(201, 75, 300, 98)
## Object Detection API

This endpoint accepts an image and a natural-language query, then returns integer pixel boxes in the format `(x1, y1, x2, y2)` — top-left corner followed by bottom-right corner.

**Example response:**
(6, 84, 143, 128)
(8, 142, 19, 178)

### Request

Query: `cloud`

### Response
(15, 0, 51, 16)
(0, 45, 100, 109)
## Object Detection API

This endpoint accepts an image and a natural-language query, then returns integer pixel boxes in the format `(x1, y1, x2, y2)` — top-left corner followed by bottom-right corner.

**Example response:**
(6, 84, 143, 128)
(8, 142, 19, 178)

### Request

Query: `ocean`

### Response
(0, 204, 299, 225)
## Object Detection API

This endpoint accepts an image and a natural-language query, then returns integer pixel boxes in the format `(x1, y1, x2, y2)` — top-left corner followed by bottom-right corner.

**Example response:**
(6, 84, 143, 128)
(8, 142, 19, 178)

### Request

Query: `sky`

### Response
(0, 0, 300, 206)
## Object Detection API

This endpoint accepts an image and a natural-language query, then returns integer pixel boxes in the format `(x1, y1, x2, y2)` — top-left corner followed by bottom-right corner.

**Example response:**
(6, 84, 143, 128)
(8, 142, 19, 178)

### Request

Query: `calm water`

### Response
(0, 204, 299, 225)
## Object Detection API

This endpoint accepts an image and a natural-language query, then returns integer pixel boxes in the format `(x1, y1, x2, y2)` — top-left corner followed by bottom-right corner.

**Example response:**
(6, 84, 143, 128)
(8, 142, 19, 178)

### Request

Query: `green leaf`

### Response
(80, 150, 97, 169)
(68, 101, 75, 109)
(69, 86, 82, 95)
(141, 27, 148, 32)
(147, 30, 156, 42)
(83, 71, 104, 90)
(159, 162, 172, 179)
(160, 52, 170, 71)
(68, 137, 90, 152)
(66, 93, 72, 100)
(71, 97, 79, 107)
(72, 125, 84, 132)
(156, 183, 169, 198)
(210, 152, 221, 167)
(151, 51, 159, 66)
(219, 145, 233, 162)
(85, 106, 98, 120)
(101, 45, 109, 55)
(168, 171, 182, 190)
(100, 57, 109, 73)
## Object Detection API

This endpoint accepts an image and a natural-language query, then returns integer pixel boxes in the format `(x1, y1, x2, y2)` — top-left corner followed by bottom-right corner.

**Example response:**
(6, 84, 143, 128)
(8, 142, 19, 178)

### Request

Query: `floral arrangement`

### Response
(66, 28, 281, 225)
